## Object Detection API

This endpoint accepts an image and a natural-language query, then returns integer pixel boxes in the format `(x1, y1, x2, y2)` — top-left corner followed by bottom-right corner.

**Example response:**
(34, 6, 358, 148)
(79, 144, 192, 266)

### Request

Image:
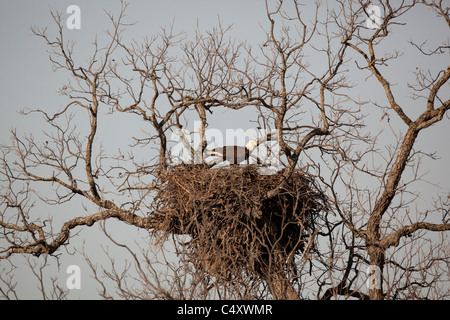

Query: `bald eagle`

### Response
(206, 141, 258, 165)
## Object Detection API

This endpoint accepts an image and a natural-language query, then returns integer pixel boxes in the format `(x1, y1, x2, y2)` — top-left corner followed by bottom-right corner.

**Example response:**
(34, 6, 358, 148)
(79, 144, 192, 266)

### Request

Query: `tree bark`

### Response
(368, 247, 385, 300)
(263, 271, 300, 300)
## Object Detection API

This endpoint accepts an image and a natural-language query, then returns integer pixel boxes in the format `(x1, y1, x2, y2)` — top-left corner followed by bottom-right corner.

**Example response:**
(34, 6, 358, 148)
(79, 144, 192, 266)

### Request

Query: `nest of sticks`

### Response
(152, 164, 327, 279)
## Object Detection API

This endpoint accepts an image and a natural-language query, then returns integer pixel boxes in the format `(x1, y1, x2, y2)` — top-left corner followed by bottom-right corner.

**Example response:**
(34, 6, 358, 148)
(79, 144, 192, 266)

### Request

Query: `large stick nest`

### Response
(152, 165, 327, 279)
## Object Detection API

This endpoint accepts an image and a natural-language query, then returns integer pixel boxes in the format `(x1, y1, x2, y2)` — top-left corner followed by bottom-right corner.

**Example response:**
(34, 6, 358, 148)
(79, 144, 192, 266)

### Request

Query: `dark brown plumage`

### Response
(206, 141, 257, 165)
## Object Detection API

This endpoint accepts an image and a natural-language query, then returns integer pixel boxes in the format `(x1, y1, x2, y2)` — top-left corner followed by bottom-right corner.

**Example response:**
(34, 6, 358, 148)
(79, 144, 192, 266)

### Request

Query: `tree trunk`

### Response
(260, 261, 300, 300)
(266, 273, 300, 300)
(368, 247, 385, 300)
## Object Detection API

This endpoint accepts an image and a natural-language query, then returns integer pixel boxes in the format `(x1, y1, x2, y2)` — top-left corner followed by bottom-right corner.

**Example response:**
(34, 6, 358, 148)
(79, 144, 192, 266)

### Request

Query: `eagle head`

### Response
(245, 140, 258, 151)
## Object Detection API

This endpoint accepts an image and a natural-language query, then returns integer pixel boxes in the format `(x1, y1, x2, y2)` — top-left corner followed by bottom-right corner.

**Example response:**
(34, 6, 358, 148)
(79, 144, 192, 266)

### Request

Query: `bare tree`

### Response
(1, 0, 449, 300)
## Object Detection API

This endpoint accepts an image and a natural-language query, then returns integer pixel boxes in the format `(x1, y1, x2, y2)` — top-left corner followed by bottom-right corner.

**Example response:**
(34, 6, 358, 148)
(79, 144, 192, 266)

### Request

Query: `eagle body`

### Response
(206, 141, 257, 165)
(211, 145, 250, 164)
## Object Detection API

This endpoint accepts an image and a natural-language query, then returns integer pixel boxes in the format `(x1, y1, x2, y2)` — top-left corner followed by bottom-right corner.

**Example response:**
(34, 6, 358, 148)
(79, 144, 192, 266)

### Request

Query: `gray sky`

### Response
(0, 0, 448, 299)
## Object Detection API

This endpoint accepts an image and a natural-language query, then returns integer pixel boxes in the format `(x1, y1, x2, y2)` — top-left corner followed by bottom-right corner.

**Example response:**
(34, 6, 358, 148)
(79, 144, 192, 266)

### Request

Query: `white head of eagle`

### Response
(206, 140, 257, 165)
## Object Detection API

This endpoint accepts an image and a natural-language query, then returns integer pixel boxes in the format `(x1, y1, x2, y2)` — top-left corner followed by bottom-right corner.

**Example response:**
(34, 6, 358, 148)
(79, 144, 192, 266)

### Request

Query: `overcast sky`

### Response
(0, 0, 448, 299)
